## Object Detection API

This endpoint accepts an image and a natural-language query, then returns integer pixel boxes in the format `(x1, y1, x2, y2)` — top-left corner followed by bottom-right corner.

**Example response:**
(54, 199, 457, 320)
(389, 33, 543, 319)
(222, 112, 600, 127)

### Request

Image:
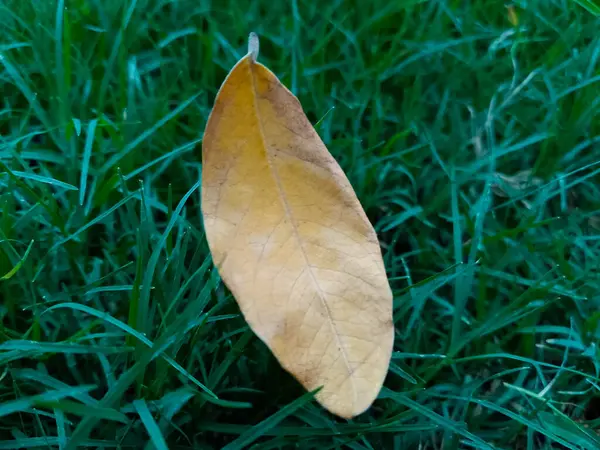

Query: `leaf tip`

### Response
(248, 32, 259, 62)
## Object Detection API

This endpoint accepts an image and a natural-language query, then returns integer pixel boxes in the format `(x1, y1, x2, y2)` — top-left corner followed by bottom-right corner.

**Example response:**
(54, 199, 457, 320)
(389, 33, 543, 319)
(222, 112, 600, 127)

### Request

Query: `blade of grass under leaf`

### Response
(380, 389, 494, 450)
(7, 171, 77, 191)
(436, 393, 578, 449)
(0, 340, 132, 355)
(12, 369, 98, 406)
(0, 438, 123, 449)
(64, 295, 226, 449)
(222, 389, 321, 450)
(0, 54, 62, 150)
(48, 190, 138, 253)
(123, 138, 201, 181)
(133, 399, 169, 450)
(43, 302, 216, 397)
(99, 94, 200, 174)
(0, 239, 33, 280)
(38, 400, 128, 424)
(0, 386, 96, 418)
(135, 178, 202, 365)
(572, 0, 600, 15)
(79, 118, 97, 206)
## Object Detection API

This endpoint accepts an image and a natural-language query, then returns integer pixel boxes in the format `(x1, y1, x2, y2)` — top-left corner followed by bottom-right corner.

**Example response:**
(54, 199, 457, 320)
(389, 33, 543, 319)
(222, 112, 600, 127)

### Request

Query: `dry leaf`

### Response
(493, 170, 543, 198)
(507, 5, 519, 26)
(201, 33, 394, 419)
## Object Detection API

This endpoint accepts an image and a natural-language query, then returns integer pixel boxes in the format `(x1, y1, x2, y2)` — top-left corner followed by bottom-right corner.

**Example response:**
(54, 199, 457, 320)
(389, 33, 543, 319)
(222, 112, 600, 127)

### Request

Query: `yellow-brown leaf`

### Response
(201, 34, 394, 419)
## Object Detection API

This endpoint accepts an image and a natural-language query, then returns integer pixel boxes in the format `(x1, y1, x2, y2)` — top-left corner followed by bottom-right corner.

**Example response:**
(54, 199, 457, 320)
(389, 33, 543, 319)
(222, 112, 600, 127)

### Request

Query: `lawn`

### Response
(1, 0, 600, 448)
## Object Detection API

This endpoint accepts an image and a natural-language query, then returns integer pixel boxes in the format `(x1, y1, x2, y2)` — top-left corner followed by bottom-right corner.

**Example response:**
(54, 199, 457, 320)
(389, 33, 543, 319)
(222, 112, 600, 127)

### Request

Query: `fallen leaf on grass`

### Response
(201, 33, 394, 419)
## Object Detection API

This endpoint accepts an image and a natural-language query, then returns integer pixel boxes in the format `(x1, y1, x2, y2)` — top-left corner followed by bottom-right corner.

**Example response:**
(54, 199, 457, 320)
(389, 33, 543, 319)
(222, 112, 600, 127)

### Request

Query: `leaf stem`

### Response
(248, 32, 259, 62)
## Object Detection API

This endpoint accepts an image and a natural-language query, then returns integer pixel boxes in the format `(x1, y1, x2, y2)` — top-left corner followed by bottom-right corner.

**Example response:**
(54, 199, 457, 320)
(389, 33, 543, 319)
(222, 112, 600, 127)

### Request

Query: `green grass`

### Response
(1, 0, 600, 448)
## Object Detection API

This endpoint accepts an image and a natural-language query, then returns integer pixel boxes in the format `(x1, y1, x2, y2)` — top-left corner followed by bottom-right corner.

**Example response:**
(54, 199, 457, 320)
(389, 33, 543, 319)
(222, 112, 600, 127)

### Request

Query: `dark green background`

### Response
(1, 0, 600, 448)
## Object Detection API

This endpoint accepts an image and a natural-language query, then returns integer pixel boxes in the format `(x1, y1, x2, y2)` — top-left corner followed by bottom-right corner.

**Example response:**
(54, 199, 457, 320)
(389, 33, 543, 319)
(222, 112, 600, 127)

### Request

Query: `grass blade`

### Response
(0, 239, 33, 280)
(223, 389, 320, 450)
(122, 138, 201, 181)
(380, 389, 494, 449)
(79, 119, 97, 206)
(49, 191, 138, 252)
(572, 0, 600, 15)
(133, 399, 169, 450)
(7, 171, 77, 191)
(99, 94, 200, 174)
(0, 386, 96, 418)
(44, 302, 216, 397)
(0, 340, 132, 355)
(39, 400, 128, 424)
